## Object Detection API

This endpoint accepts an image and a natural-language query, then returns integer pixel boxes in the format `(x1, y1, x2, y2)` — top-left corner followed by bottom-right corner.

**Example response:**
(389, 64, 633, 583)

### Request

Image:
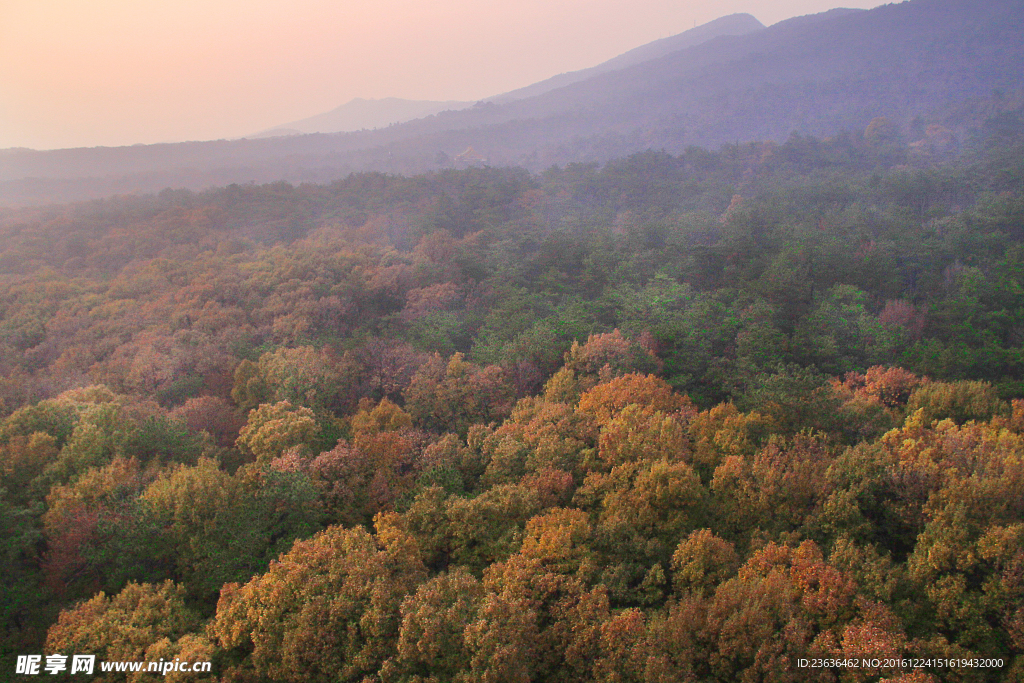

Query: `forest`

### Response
(1, 106, 1024, 681)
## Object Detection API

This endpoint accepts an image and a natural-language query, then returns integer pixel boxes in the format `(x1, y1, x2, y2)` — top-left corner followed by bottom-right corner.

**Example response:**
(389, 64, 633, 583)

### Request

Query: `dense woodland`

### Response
(2, 107, 1024, 681)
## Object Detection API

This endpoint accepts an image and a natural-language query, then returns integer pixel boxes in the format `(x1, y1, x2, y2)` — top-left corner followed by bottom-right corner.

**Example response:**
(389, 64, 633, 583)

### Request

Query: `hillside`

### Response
(2, 100, 1024, 678)
(2, 0, 1023, 207)
(486, 12, 765, 103)
(5, 2, 1024, 677)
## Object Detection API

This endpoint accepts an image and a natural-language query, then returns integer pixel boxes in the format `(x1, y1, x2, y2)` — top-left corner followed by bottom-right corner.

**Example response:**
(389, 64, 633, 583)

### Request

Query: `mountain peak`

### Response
(488, 13, 765, 103)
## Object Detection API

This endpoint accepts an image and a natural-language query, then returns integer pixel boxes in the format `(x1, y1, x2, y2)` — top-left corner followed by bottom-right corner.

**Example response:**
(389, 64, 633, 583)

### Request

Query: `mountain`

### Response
(440, 0, 1022, 151)
(2, 0, 1023, 206)
(487, 13, 765, 103)
(252, 97, 472, 136)
(249, 128, 304, 139)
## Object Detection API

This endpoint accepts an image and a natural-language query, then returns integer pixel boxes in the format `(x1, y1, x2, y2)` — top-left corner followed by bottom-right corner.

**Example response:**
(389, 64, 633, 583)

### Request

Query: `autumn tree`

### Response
(905, 379, 1008, 425)
(477, 395, 596, 488)
(45, 581, 200, 683)
(231, 346, 351, 413)
(41, 457, 151, 596)
(382, 568, 484, 682)
(404, 353, 514, 435)
(212, 525, 426, 683)
(140, 456, 321, 601)
(575, 373, 694, 427)
(544, 331, 661, 404)
(235, 400, 318, 464)
(670, 528, 740, 597)
(711, 433, 834, 538)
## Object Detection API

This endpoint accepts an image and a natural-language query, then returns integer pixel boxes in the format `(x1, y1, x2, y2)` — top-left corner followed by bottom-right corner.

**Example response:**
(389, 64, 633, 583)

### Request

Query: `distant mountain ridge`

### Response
(248, 15, 760, 137)
(487, 13, 765, 103)
(253, 97, 472, 137)
(2, 0, 1023, 206)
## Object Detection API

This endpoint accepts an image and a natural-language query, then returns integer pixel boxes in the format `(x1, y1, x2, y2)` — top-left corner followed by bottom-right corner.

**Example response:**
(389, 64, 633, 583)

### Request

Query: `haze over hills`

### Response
(2, 0, 1023, 206)
(249, 13, 764, 139)
(252, 97, 473, 138)
(486, 12, 766, 103)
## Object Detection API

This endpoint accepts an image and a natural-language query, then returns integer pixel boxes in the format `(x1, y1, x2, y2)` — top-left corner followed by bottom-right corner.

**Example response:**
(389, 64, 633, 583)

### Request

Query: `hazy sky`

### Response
(1, 0, 884, 150)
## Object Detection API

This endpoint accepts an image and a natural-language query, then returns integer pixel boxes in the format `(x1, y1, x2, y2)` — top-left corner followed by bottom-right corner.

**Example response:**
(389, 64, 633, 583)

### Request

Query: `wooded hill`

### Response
(1, 97, 1024, 679)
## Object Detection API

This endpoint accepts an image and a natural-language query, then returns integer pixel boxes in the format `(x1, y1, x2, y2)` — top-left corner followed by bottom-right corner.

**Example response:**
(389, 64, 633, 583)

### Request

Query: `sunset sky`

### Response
(0, 0, 884, 151)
